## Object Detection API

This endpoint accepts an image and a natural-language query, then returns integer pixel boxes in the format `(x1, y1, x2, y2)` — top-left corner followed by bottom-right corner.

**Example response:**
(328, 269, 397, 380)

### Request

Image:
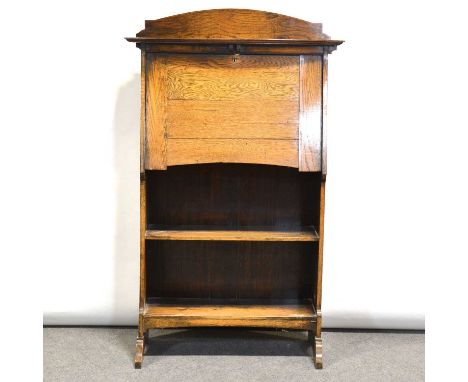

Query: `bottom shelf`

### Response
(143, 298, 316, 330)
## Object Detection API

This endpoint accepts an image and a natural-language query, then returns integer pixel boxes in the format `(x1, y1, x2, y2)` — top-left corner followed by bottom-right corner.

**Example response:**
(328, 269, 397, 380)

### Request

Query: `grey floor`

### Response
(44, 327, 424, 382)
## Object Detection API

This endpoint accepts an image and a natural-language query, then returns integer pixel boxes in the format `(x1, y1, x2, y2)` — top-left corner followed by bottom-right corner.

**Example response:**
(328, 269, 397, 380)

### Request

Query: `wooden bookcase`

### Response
(126, 9, 342, 369)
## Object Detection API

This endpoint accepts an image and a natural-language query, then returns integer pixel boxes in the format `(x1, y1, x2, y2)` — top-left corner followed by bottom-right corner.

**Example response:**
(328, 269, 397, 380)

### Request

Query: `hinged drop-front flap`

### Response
(144, 53, 323, 172)
(145, 54, 306, 170)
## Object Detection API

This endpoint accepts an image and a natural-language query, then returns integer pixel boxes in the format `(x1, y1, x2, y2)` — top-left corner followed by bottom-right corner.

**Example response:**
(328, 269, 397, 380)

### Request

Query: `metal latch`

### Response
(232, 44, 241, 63)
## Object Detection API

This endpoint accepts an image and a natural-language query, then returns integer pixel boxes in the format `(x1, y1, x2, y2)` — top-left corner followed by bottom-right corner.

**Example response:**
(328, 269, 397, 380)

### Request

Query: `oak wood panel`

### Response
(299, 55, 322, 172)
(146, 55, 167, 169)
(145, 227, 318, 241)
(143, 302, 315, 329)
(144, 316, 314, 329)
(166, 139, 298, 168)
(139, 179, 146, 334)
(315, 179, 326, 337)
(166, 54, 299, 70)
(140, 52, 146, 173)
(322, 54, 329, 174)
(134, 9, 330, 42)
(145, 54, 301, 169)
(166, 100, 298, 139)
(139, 53, 147, 335)
(165, 55, 299, 101)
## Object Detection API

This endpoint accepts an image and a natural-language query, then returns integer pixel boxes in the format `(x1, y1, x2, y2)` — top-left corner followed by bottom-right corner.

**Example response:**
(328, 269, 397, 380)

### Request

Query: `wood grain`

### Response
(145, 227, 318, 241)
(166, 100, 298, 139)
(133, 9, 330, 42)
(165, 53, 299, 70)
(166, 138, 298, 168)
(315, 179, 326, 337)
(145, 55, 167, 169)
(299, 55, 322, 171)
(145, 54, 301, 169)
(139, 180, 146, 317)
(322, 54, 328, 174)
(166, 55, 299, 101)
(144, 302, 316, 329)
(140, 52, 146, 173)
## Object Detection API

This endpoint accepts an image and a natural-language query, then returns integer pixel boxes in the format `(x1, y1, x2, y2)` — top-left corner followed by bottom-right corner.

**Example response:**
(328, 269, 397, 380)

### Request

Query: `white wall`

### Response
(5, 0, 450, 329)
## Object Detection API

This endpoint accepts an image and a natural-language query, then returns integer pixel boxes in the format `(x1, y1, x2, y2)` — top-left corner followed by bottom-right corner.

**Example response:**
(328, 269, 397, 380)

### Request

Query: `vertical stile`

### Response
(316, 179, 326, 337)
(299, 55, 323, 171)
(321, 53, 329, 175)
(139, 51, 147, 332)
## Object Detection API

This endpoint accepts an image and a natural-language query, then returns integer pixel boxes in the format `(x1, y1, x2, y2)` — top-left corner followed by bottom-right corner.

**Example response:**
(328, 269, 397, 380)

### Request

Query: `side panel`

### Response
(321, 54, 329, 174)
(146, 55, 168, 169)
(299, 55, 322, 171)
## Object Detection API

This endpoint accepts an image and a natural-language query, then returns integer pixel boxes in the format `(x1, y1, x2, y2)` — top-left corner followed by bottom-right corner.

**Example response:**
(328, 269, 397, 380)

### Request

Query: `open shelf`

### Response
(144, 164, 320, 327)
(146, 164, 321, 229)
(145, 225, 319, 242)
(144, 298, 316, 329)
(146, 240, 316, 301)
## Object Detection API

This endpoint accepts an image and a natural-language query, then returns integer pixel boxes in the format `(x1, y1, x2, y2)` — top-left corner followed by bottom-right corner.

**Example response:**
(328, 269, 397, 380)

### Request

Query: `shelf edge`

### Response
(145, 228, 319, 242)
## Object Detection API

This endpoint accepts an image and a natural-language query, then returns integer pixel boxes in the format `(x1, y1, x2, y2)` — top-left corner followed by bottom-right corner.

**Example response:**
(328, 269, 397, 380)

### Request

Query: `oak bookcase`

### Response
(126, 9, 342, 369)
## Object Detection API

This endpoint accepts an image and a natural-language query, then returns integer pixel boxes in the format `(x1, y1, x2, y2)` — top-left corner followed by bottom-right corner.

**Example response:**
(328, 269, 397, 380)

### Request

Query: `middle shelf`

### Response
(145, 225, 319, 242)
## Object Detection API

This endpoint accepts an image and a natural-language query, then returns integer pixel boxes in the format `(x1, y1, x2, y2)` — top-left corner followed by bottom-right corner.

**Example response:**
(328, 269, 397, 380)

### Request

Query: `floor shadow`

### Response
(145, 328, 312, 357)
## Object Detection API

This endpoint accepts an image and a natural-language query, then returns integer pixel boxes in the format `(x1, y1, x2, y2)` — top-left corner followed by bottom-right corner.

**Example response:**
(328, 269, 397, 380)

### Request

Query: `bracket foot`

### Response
(134, 336, 145, 369)
(313, 336, 323, 369)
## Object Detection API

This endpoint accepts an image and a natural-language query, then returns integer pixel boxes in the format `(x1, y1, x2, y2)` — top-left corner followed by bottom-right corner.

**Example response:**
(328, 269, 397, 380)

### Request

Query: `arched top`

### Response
(126, 9, 342, 46)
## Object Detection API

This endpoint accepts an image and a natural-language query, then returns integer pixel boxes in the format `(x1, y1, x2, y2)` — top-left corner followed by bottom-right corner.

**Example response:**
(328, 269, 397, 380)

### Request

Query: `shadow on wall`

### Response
(113, 73, 140, 325)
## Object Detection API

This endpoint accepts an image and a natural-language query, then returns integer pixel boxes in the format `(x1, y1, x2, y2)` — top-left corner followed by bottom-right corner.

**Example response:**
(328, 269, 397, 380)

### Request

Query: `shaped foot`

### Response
(313, 336, 323, 369)
(134, 336, 145, 369)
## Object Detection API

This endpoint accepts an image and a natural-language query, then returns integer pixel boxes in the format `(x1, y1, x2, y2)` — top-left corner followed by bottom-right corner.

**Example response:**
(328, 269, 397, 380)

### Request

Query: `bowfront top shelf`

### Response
(145, 225, 319, 242)
(127, 8, 342, 371)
